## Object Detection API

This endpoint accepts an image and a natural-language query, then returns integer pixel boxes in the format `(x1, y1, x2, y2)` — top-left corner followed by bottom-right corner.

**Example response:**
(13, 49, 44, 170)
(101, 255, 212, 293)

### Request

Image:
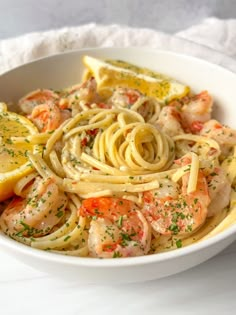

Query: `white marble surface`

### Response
(1, 241, 236, 314)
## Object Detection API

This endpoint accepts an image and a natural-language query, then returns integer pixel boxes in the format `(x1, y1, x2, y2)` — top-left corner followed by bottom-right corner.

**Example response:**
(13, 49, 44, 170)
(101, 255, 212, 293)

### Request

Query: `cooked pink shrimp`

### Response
(0, 177, 68, 237)
(200, 119, 236, 149)
(110, 88, 161, 122)
(61, 78, 100, 114)
(155, 91, 212, 136)
(59, 109, 72, 123)
(80, 197, 151, 258)
(180, 91, 213, 133)
(19, 89, 59, 114)
(206, 167, 231, 217)
(156, 105, 184, 137)
(142, 156, 210, 235)
(29, 102, 62, 132)
(109, 88, 141, 107)
(70, 77, 98, 103)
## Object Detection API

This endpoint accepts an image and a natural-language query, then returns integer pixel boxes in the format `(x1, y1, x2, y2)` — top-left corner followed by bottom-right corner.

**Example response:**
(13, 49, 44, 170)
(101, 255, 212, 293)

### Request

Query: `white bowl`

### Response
(0, 47, 236, 284)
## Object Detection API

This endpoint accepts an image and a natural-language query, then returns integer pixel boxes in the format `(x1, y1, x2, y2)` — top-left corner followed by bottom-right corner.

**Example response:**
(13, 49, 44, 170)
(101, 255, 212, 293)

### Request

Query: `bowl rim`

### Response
(0, 46, 236, 268)
(1, 46, 236, 78)
(1, 223, 236, 267)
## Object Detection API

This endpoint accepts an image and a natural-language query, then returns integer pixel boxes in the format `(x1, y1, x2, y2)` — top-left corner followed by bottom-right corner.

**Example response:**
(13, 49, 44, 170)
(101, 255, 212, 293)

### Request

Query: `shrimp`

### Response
(29, 102, 63, 132)
(79, 197, 151, 258)
(63, 78, 100, 115)
(59, 109, 72, 123)
(110, 88, 161, 123)
(19, 89, 59, 115)
(200, 119, 236, 152)
(155, 91, 212, 136)
(70, 77, 99, 103)
(206, 167, 231, 217)
(156, 105, 184, 137)
(109, 88, 141, 108)
(142, 156, 210, 235)
(0, 177, 68, 237)
(180, 91, 213, 133)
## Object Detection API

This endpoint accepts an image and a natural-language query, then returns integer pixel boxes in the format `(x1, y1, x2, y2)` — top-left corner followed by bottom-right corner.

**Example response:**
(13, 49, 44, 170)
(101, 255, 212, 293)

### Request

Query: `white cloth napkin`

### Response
(0, 18, 236, 75)
(177, 17, 236, 58)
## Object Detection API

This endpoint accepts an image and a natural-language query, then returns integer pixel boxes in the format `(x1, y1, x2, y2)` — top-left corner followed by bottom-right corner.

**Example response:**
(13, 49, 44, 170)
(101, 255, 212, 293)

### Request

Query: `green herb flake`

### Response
(176, 239, 182, 248)
(118, 215, 123, 228)
(64, 235, 71, 242)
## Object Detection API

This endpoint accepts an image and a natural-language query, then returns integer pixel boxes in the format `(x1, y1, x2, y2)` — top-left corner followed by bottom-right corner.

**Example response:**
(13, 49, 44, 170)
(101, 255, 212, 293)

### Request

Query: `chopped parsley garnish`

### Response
(113, 251, 122, 258)
(118, 215, 123, 228)
(168, 223, 180, 234)
(64, 235, 71, 242)
(56, 210, 64, 218)
(176, 239, 182, 248)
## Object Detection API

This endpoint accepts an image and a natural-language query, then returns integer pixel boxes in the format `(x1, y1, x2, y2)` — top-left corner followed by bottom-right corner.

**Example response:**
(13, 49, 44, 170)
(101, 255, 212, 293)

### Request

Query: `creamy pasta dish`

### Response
(0, 55, 236, 258)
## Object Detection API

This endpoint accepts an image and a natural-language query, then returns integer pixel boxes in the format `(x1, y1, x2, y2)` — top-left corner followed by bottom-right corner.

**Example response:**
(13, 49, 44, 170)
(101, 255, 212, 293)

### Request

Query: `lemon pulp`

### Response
(0, 105, 39, 201)
(83, 55, 190, 104)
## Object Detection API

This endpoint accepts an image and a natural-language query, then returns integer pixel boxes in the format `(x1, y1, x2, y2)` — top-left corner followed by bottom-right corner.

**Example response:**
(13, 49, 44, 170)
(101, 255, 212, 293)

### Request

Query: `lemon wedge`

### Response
(0, 103, 39, 201)
(82, 55, 190, 104)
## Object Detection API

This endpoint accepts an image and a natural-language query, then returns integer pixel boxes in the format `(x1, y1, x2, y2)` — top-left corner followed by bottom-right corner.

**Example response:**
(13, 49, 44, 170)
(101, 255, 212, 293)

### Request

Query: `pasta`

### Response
(0, 57, 236, 259)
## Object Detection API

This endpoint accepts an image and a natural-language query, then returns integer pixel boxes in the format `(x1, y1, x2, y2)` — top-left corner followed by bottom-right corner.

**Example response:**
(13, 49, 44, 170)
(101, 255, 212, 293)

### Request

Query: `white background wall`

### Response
(0, 0, 236, 39)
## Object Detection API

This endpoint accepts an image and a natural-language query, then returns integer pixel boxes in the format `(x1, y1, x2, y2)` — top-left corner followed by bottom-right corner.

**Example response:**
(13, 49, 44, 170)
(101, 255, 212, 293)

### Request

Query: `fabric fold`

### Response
(0, 18, 236, 74)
